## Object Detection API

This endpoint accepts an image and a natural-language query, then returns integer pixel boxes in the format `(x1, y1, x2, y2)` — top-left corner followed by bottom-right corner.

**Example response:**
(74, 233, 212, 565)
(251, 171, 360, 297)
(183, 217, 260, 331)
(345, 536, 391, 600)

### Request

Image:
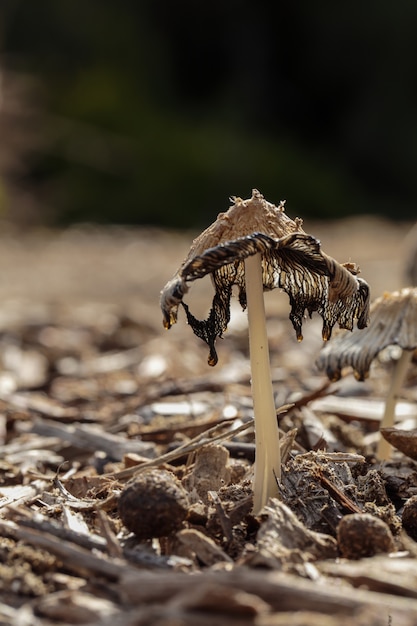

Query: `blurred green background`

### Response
(1, 1, 417, 228)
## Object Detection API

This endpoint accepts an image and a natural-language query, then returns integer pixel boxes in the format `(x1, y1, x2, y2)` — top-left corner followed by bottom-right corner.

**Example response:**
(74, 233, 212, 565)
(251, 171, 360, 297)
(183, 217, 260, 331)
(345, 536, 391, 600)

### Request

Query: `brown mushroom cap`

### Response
(161, 190, 370, 365)
(316, 287, 417, 381)
(185, 191, 303, 255)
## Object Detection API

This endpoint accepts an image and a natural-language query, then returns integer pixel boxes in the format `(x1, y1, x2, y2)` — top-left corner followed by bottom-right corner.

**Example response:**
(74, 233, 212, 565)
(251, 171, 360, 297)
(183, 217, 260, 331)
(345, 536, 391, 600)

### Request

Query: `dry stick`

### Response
(377, 349, 413, 460)
(109, 419, 255, 481)
(120, 567, 417, 618)
(245, 253, 281, 514)
(0, 518, 129, 580)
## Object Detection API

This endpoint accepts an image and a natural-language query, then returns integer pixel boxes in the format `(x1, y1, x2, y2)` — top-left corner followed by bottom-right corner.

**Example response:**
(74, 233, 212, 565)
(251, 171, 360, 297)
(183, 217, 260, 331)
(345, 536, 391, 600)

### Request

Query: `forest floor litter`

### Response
(0, 216, 416, 625)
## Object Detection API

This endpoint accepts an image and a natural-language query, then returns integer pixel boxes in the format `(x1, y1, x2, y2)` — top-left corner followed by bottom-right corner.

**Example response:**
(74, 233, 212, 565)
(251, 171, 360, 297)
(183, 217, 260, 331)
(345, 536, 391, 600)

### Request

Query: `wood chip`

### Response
(311, 396, 417, 422)
(381, 427, 417, 460)
(177, 528, 233, 566)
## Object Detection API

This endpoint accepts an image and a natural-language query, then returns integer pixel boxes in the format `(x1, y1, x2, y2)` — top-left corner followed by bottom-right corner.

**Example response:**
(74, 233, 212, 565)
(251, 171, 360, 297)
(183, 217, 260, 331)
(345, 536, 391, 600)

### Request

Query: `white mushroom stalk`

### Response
(317, 287, 417, 461)
(377, 349, 414, 460)
(245, 253, 281, 510)
(160, 190, 370, 512)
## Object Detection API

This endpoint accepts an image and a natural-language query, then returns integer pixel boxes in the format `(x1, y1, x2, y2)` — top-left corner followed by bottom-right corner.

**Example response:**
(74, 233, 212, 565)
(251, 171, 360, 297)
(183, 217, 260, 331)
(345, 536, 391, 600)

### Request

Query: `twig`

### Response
(0, 518, 132, 580)
(119, 567, 417, 619)
(313, 467, 363, 515)
(30, 417, 154, 459)
(95, 509, 124, 559)
(108, 419, 255, 481)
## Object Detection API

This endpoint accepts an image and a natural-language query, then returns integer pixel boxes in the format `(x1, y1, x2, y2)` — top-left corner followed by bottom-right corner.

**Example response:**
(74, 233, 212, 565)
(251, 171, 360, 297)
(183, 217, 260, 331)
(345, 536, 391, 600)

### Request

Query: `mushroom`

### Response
(160, 189, 370, 512)
(316, 287, 417, 460)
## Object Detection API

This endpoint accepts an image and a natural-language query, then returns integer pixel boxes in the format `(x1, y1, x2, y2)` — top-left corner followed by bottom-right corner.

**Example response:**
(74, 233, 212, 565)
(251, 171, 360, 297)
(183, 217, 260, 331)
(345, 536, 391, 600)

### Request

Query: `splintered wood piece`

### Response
(380, 428, 417, 460)
(36, 589, 118, 624)
(177, 528, 233, 566)
(0, 483, 47, 509)
(279, 428, 300, 465)
(318, 556, 417, 598)
(182, 444, 231, 504)
(310, 396, 417, 422)
(6, 506, 108, 551)
(279, 453, 364, 533)
(0, 603, 41, 626)
(255, 607, 414, 626)
(109, 419, 254, 481)
(119, 567, 417, 620)
(207, 490, 234, 544)
(138, 413, 227, 443)
(62, 505, 91, 535)
(0, 391, 79, 419)
(95, 509, 123, 559)
(168, 582, 269, 618)
(86, 605, 415, 626)
(246, 498, 337, 570)
(401, 495, 417, 541)
(130, 373, 249, 411)
(30, 417, 155, 459)
(313, 467, 363, 514)
(0, 517, 136, 579)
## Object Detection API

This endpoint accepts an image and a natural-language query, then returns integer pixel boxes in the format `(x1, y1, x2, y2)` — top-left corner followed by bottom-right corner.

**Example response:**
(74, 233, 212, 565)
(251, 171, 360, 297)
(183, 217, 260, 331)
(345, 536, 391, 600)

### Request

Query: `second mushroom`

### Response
(316, 287, 417, 460)
(161, 189, 370, 513)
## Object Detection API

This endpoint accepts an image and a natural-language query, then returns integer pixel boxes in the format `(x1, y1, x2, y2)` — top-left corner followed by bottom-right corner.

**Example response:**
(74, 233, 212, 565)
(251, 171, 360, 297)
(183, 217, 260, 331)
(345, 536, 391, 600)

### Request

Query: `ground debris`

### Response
(0, 223, 416, 624)
(182, 443, 231, 503)
(244, 498, 337, 572)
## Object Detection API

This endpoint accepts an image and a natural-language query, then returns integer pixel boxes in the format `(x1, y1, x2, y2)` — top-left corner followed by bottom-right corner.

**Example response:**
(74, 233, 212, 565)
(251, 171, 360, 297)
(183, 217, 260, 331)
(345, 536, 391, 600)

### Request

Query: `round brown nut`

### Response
(118, 469, 189, 540)
(337, 513, 395, 559)
(402, 495, 417, 541)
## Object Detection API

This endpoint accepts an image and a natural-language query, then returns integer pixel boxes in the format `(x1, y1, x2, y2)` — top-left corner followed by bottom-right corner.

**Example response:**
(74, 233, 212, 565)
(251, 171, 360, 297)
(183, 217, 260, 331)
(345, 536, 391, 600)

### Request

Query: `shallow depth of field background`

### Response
(0, 1, 417, 230)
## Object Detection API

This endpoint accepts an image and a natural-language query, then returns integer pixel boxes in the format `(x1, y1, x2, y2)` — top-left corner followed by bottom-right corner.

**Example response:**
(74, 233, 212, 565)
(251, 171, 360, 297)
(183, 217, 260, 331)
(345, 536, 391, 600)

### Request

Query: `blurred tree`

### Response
(0, 0, 416, 227)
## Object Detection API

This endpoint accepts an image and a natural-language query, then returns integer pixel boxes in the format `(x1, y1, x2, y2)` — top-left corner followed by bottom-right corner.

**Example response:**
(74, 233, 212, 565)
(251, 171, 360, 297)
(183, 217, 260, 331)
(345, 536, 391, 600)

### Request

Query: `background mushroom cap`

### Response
(316, 287, 417, 381)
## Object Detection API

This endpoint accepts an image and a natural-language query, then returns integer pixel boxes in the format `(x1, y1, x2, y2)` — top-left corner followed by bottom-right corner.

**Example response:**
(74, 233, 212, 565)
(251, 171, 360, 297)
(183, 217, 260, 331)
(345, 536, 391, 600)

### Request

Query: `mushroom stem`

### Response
(244, 253, 281, 513)
(377, 349, 413, 461)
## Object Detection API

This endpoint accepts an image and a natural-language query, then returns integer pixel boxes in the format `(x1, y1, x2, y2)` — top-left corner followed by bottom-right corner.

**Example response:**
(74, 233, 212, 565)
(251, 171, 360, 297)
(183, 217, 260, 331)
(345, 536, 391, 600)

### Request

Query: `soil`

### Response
(0, 216, 416, 625)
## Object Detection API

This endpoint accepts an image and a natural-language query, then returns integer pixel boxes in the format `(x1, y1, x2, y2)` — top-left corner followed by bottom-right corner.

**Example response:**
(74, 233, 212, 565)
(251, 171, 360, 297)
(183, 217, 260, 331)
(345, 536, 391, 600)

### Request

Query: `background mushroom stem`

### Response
(377, 349, 413, 460)
(244, 253, 281, 513)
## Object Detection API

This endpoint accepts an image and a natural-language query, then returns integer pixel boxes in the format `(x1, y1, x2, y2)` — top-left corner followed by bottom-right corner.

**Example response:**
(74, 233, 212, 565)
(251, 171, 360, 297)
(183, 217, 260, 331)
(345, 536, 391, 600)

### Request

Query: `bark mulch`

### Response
(0, 219, 416, 626)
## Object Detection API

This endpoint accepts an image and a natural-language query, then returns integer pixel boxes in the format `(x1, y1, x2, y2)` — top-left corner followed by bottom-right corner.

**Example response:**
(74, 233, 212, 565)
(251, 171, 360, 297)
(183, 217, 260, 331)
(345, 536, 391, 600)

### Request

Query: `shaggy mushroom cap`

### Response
(316, 287, 417, 381)
(161, 189, 370, 365)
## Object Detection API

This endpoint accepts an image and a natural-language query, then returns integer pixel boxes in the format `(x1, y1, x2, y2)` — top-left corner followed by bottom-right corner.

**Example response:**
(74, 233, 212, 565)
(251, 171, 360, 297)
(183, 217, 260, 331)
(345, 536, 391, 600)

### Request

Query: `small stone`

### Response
(337, 513, 395, 559)
(118, 469, 190, 540)
(402, 495, 417, 541)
